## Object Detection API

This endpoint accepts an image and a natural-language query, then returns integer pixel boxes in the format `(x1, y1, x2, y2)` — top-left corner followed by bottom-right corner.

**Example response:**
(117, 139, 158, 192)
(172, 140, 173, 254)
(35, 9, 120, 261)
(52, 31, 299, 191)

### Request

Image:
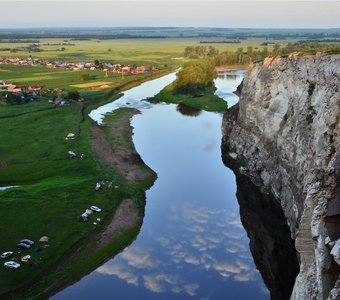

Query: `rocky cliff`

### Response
(221, 54, 340, 299)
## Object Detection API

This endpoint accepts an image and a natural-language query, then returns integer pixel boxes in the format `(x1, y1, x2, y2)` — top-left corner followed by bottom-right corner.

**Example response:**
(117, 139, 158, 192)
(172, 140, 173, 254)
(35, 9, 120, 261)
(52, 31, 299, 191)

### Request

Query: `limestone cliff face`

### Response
(221, 54, 340, 299)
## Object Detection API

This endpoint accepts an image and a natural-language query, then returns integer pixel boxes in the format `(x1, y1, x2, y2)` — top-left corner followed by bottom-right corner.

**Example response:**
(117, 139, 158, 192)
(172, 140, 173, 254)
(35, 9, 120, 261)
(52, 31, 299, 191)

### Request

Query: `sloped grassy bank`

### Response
(0, 82, 157, 299)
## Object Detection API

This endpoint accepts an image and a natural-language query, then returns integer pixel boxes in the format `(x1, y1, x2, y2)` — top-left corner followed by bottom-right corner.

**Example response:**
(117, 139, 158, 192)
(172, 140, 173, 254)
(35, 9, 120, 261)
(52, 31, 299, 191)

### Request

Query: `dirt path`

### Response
(97, 198, 142, 247)
(89, 108, 154, 185)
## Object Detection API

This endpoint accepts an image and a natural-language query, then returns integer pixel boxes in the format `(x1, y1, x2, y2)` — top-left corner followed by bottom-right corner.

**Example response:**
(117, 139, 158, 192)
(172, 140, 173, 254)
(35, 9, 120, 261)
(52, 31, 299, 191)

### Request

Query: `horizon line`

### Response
(1, 26, 339, 30)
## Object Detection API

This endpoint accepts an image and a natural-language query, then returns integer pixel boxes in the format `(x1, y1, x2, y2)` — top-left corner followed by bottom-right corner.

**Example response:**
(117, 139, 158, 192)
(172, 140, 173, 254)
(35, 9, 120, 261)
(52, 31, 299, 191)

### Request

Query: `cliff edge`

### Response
(222, 54, 340, 299)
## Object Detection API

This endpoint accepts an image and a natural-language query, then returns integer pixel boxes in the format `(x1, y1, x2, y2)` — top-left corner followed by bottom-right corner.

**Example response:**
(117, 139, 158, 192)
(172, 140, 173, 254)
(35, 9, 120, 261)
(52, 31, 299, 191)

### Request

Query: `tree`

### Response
(262, 46, 269, 58)
(184, 46, 196, 58)
(6, 92, 21, 104)
(174, 58, 217, 96)
(273, 43, 281, 55)
(67, 90, 80, 101)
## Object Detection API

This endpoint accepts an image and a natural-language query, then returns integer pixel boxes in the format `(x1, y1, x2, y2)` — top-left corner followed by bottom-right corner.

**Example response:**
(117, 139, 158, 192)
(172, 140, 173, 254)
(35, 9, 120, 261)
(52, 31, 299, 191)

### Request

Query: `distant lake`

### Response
(52, 70, 269, 300)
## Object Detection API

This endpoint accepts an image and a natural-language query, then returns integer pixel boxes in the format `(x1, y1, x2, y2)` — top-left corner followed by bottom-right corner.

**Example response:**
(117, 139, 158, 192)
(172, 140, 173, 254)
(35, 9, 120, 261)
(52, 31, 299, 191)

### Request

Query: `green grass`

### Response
(0, 64, 173, 91)
(0, 102, 53, 118)
(0, 78, 157, 298)
(150, 83, 228, 112)
(0, 37, 292, 63)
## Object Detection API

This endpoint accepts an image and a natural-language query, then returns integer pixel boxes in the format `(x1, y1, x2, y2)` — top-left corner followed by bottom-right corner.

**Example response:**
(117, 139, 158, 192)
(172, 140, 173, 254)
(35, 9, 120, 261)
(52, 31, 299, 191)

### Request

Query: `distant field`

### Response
(0, 37, 298, 90)
(71, 81, 111, 88)
(0, 37, 292, 64)
(0, 64, 171, 91)
(1, 35, 319, 92)
(6, 75, 57, 82)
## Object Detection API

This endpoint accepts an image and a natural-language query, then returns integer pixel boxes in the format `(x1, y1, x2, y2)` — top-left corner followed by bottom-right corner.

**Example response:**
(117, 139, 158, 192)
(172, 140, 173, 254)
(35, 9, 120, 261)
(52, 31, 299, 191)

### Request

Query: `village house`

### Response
(121, 66, 131, 73)
(6, 83, 22, 93)
(27, 85, 41, 93)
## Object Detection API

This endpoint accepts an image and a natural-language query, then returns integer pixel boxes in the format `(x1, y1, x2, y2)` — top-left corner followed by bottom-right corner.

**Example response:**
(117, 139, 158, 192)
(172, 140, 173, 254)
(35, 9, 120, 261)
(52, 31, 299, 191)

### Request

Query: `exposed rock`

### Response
(331, 240, 340, 266)
(223, 153, 299, 300)
(221, 54, 340, 299)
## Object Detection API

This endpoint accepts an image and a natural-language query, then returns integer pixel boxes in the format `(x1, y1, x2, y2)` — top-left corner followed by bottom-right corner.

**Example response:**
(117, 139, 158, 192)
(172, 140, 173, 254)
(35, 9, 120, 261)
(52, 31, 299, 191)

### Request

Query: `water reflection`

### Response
(95, 201, 264, 298)
(222, 153, 299, 299)
(214, 70, 246, 107)
(217, 74, 238, 80)
(0, 185, 19, 191)
(89, 71, 177, 124)
(52, 70, 268, 300)
(176, 103, 202, 117)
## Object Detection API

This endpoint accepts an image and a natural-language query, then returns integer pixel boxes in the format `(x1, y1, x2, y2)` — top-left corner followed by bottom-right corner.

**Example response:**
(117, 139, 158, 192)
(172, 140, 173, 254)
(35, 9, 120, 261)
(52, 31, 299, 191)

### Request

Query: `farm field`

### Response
(0, 37, 292, 62)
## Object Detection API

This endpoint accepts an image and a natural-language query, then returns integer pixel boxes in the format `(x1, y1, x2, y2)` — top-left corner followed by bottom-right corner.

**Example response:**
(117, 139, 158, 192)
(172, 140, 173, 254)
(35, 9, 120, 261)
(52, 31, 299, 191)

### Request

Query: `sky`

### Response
(0, 1, 339, 29)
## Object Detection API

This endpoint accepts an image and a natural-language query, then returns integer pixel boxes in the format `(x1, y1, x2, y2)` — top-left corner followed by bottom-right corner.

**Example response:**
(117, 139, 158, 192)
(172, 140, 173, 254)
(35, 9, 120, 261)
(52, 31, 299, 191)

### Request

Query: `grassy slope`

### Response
(150, 83, 228, 112)
(0, 83, 157, 298)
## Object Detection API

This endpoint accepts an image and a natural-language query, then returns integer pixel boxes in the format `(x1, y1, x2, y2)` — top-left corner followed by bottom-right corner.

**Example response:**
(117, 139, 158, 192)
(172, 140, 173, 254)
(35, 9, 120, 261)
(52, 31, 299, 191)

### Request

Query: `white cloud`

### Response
(96, 263, 139, 286)
(184, 255, 200, 265)
(233, 273, 254, 282)
(214, 262, 241, 275)
(183, 283, 200, 296)
(143, 274, 166, 293)
(121, 247, 158, 269)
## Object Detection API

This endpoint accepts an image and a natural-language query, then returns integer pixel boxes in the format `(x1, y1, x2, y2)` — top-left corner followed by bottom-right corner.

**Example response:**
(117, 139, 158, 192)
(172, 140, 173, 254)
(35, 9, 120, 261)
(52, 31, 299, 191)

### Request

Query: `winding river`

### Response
(52, 70, 270, 299)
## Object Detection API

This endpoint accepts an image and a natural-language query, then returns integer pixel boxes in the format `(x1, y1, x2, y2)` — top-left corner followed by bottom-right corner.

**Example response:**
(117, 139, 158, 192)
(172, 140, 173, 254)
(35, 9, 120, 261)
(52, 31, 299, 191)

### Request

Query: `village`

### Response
(0, 56, 158, 74)
(0, 56, 159, 97)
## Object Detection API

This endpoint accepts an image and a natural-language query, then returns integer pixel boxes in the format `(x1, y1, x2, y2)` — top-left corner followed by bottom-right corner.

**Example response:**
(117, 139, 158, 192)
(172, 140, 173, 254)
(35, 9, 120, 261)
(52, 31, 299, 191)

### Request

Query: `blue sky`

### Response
(0, 1, 339, 28)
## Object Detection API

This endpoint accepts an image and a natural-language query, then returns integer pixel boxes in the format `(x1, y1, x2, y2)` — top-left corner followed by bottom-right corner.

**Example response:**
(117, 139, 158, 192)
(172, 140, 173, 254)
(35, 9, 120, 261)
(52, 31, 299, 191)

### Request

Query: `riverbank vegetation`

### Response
(150, 83, 227, 112)
(0, 78, 156, 298)
(149, 58, 227, 112)
(174, 58, 217, 95)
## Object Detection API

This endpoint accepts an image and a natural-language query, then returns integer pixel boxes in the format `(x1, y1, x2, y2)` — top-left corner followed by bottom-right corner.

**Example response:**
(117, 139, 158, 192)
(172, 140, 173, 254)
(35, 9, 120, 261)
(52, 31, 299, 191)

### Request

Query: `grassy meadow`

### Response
(0, 44, 164, 296)
(0, 63, 172, 91)
(0, 95, 155, 298)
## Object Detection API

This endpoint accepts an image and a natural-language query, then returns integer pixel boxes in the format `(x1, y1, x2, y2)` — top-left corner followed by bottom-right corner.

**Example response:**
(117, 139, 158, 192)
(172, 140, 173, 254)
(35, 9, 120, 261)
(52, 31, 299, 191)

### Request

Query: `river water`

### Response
(53, 70, 269, 299)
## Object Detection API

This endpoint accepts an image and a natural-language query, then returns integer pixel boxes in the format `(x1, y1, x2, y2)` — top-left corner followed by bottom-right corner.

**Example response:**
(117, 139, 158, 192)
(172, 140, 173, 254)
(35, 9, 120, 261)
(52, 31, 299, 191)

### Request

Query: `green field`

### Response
(0, 63, 173, 91)
(0, 81, 156, 298)
(0, 37, 286, 63)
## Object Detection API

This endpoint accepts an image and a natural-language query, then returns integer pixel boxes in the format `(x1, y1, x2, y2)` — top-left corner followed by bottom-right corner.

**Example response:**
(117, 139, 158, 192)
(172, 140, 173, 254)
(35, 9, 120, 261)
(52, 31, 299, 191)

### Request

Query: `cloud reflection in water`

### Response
(96, 203, 261, 297)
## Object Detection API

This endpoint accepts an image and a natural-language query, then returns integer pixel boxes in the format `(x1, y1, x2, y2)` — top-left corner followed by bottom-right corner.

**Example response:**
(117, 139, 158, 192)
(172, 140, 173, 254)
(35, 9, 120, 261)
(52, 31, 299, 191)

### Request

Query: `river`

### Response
(52, 70, 270, 299)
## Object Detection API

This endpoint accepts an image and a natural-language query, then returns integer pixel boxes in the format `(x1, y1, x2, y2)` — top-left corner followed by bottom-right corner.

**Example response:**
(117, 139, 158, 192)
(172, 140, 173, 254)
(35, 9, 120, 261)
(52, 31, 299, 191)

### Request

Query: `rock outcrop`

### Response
(223, 153, 300, 300)
(221, 54, 340, 299)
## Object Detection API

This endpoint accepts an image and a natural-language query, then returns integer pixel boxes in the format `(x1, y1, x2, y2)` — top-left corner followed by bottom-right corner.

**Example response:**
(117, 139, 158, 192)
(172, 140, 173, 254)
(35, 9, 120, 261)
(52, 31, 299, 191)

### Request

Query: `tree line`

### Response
(184, 41, 340, 66)
(176, 41, 340, 96)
